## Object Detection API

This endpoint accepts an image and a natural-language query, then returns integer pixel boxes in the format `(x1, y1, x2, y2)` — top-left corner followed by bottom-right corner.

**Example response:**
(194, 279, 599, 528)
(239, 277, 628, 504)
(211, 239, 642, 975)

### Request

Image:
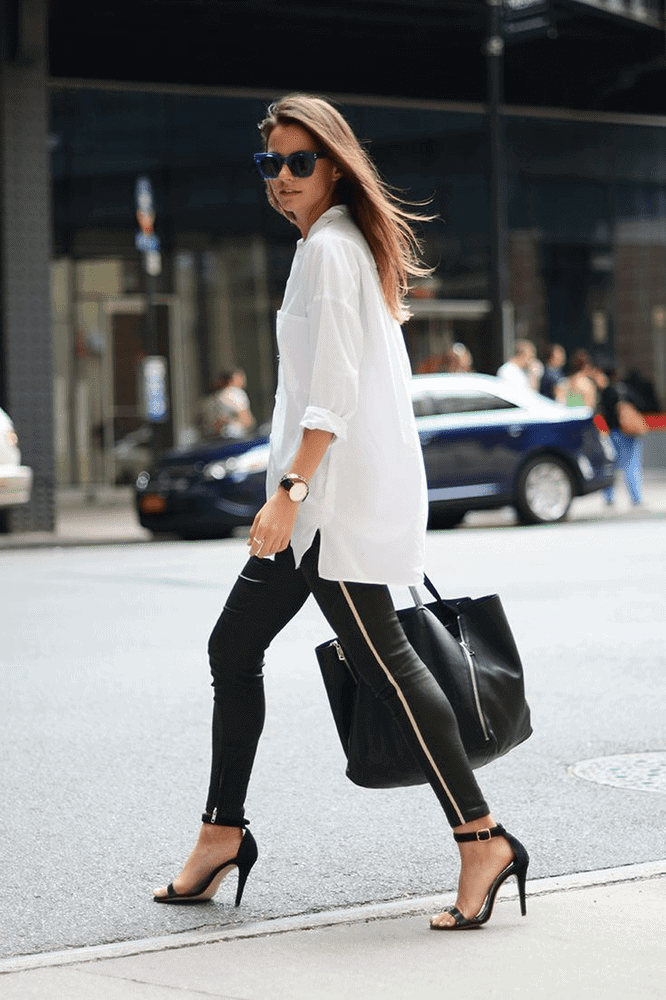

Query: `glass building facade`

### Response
(49, 84, 666, 485)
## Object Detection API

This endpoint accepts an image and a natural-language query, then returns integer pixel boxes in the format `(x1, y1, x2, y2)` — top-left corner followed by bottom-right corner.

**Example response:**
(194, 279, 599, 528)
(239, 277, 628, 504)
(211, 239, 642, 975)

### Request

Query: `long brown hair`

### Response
(258, 94, 432, 323)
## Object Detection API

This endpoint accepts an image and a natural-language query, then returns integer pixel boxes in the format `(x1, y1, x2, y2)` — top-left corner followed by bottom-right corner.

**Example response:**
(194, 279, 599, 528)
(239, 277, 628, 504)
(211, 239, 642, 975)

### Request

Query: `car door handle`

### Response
(507, 425, 524, 438)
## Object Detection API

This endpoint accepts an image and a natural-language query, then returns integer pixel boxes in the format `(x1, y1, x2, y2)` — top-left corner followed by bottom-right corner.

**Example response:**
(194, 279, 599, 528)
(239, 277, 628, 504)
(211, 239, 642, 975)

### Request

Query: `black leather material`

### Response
(316, 578, 532, 787)
(441, 906, 468, 928)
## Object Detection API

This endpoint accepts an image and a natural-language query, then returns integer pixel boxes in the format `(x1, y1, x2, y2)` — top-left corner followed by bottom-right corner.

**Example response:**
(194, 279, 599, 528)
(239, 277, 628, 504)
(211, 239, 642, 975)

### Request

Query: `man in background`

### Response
(496, 340, 536, 391)
(539, 344, 566, 403)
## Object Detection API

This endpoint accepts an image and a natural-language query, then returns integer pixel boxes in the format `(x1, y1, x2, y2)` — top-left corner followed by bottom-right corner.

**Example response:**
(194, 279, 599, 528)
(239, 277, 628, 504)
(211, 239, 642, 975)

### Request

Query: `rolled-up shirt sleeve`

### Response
(300, 238, 364, 442)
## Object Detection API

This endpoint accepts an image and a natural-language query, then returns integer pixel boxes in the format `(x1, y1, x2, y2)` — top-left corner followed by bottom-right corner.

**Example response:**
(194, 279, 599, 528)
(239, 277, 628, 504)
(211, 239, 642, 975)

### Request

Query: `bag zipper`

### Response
(333, 640, 356, 680)
(458, 620, 491, 742)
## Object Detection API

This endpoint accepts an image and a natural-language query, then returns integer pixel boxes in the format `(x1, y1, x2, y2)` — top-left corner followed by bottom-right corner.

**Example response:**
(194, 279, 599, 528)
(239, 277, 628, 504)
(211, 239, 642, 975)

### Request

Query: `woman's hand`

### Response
(248, 428, 333, 558)
(248, 491, 300, 558)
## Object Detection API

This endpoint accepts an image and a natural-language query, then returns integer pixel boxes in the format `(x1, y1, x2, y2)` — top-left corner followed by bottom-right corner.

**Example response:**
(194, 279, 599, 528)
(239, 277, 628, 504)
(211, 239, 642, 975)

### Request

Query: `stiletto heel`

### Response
(515, 856, 528, 917)
(154, 828, 258, 906)
(234, 853, 254, 907)
(430, 824, 529, 930)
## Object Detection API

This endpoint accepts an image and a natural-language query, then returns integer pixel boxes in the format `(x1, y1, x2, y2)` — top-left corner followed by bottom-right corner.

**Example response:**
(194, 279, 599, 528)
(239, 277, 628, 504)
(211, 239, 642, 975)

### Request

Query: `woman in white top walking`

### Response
(153, 95, 529, 931)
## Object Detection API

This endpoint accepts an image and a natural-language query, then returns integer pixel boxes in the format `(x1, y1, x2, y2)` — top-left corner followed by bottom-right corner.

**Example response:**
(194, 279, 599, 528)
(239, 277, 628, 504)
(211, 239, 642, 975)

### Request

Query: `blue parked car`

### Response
(135, 429, 270, 539)
(411, 373, 613, 527)
(135, 374, 614, 538)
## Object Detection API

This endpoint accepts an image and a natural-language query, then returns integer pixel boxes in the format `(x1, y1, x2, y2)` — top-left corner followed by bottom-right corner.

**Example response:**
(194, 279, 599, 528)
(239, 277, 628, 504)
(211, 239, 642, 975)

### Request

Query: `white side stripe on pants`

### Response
(338, 582, 465, 825)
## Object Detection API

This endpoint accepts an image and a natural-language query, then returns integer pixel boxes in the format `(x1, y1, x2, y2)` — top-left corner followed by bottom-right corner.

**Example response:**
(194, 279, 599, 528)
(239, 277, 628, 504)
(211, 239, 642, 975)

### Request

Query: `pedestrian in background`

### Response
(600, 366, 648, 508)
(539, 344, 566, 403)
(446, 341, 474, 372)
(196, 372, 235, 438)
(415, 341, 473, 374)
(527, 355, 544, 392)
(496, 339, 536, 391)
(564, 348, 597, 408)
(196, 369, 256, 439)
(625, 368, 661, 413)
(219, 368, 256, 438)
(153, 93, 529, 932)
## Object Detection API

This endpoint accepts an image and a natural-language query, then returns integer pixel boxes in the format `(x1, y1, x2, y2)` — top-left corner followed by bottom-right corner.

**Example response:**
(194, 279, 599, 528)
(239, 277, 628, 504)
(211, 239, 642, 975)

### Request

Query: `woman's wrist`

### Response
(278, 473, 310, 502)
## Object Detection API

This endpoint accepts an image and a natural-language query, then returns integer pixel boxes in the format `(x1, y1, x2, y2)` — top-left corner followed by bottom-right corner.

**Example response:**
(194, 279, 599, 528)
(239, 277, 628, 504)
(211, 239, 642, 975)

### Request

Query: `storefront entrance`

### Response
(106, 299, 173, 483)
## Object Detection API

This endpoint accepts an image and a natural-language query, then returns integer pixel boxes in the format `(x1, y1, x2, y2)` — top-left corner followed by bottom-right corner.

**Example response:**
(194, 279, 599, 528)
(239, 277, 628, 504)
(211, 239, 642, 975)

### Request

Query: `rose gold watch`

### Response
(278, 473, 309, 502)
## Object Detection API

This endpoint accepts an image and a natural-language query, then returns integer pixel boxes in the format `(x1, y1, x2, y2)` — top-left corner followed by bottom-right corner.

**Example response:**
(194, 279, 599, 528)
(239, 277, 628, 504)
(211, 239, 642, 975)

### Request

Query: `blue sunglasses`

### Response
(253, 150, 328, 180)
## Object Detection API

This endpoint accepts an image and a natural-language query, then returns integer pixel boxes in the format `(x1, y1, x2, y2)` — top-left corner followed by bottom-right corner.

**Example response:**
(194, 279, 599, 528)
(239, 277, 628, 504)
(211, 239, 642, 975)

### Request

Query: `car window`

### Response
(412, 394, 437, 417)
(413, 390, 519, 416)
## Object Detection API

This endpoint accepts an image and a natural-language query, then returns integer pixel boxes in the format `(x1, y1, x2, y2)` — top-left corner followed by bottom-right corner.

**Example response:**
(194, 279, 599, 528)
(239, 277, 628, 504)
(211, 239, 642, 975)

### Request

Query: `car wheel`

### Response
(515, 456, 574, 525)
(428, 508, 466, 530)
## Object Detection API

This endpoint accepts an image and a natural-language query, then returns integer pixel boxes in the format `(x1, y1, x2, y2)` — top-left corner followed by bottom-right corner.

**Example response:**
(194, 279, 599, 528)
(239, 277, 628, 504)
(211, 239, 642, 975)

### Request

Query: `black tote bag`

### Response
(315, 578, 532, 788)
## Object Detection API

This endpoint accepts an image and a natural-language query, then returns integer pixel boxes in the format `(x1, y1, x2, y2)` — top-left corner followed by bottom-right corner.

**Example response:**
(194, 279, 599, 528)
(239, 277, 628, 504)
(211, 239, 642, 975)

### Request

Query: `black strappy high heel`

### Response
(430, 824, 529, 930)
(154, 828, 258, 906)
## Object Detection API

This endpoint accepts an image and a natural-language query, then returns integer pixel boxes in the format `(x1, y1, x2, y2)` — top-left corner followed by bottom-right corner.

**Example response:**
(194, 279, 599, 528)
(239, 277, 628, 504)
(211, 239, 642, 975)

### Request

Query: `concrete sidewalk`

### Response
(1, 862, 664, 999)
(0, 485, 151, 549)
(2, 470, 666, 550)
(2, 477, 665, 1000)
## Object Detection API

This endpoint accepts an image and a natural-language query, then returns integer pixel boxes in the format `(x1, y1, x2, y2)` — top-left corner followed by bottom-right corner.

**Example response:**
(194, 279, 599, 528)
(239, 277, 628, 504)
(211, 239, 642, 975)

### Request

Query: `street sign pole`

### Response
(486, 0, 509, 373)
(135, 176, 168, 463)
(485, 1, 554, 371)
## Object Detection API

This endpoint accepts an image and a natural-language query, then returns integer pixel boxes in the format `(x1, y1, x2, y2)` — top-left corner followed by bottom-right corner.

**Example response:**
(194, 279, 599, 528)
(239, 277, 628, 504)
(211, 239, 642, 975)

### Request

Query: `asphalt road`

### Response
(1, 514, 665, 961)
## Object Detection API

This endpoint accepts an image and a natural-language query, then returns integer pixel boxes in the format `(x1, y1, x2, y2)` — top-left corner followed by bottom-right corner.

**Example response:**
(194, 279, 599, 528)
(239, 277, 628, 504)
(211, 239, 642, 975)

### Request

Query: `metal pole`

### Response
(135, 176, 168, 464)
(486, 0, 510, 373)
(143, 269, 169, 462)
(144, 271, 158, 356)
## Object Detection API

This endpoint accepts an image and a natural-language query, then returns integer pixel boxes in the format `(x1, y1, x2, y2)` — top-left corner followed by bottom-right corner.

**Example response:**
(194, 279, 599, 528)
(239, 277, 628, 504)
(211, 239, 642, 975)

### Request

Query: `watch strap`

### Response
(279, 473, 309, 501)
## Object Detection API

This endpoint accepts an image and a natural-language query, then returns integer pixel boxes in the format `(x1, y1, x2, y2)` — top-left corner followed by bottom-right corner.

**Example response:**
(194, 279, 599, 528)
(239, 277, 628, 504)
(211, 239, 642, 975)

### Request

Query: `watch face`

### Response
(289, 480, 308, 502)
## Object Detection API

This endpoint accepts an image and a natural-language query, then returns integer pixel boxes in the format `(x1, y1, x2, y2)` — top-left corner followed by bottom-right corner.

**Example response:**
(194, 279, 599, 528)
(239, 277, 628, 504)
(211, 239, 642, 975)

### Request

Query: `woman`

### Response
(219, 369, 256, 438)
(196, 372, 235, 438)
(601, 366, 647, 507)
(153, 95, 529, 931)
(198, 370, 255, 439)
(564, 349, 597, 409)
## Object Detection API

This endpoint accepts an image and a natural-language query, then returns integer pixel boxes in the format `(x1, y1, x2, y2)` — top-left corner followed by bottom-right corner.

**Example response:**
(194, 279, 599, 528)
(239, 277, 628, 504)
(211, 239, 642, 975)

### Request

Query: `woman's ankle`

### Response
(198, 823, 242, 846)
(453, 814, 496, 837)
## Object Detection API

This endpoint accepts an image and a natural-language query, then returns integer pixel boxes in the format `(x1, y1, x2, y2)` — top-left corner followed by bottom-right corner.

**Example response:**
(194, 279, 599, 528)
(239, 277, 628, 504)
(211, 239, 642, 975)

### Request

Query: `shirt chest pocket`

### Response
(276, 310, 312, 392)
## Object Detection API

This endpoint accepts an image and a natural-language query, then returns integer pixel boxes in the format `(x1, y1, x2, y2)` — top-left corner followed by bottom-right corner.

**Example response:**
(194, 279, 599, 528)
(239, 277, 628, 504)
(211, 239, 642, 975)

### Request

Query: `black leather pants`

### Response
(205, 535, 489, 829)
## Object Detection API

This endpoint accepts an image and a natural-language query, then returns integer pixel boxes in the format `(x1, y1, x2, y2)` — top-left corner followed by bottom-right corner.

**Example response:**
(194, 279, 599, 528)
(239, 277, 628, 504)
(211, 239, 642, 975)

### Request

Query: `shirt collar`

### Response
(300, 204, 349, 244)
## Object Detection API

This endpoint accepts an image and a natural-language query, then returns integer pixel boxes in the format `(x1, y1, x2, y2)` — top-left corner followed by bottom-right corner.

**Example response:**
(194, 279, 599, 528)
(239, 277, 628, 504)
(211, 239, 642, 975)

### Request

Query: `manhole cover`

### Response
(569, 752, 666, 793)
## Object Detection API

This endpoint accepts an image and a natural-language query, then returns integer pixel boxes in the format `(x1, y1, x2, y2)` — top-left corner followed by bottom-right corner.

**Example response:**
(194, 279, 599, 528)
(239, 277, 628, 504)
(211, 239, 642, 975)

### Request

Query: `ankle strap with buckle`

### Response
(454, 824, 505, 843)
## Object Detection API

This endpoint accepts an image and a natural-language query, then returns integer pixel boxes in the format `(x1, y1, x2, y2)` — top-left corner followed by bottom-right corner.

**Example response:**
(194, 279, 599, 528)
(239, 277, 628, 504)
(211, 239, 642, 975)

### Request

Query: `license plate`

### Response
(140, 494, 166, 514)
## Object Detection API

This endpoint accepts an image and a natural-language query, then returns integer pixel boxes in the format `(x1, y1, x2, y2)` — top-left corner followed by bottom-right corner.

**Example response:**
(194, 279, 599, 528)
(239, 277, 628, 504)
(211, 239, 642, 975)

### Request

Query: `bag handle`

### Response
(408, 575, 443, 608)
(424, 574, 444, 603)
(409, 575, 463, 622)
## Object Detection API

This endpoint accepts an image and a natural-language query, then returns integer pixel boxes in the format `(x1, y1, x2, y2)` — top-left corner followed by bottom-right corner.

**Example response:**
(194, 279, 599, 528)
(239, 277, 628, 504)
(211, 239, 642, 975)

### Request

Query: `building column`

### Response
(0, 0, 54, 531)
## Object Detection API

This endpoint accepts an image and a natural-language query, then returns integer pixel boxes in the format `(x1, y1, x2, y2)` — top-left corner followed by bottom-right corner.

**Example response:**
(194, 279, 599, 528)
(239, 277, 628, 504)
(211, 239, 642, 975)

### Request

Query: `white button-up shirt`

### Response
(266, 205, 428, 585)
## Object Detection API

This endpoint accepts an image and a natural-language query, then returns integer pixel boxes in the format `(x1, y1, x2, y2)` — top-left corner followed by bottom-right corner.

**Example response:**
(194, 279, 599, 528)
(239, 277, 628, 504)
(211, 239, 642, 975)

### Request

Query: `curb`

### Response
(2, 858, 665, 975)
(0, 534, 153, 551)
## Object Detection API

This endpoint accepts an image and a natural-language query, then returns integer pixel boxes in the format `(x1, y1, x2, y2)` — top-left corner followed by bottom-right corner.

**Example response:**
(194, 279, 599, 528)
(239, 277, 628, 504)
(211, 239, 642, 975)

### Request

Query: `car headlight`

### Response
(203, 461, 227, 481)
(203, 445, 270, 483)
(225, 445, 270, 479)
